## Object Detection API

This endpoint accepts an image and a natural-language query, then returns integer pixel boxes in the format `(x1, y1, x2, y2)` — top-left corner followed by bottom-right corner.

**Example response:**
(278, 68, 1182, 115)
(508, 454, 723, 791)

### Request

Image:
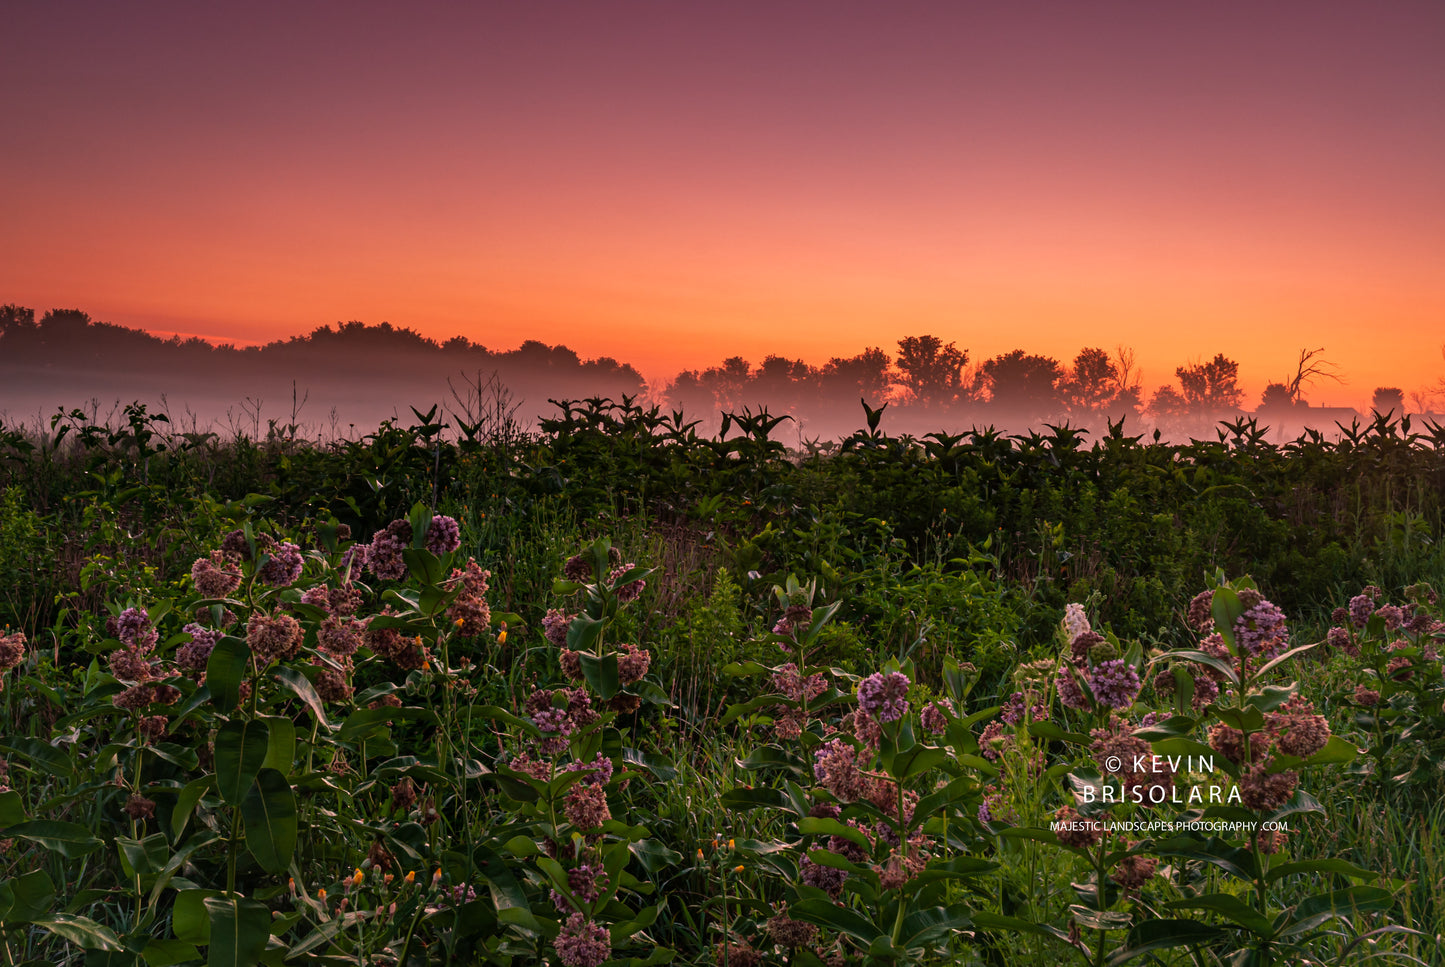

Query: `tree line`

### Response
(1, 304, 1424, 437)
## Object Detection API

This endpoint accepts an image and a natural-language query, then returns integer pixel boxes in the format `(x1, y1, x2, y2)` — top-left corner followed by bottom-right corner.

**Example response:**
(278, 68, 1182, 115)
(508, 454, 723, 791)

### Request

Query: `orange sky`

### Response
(4, 2, 1443, 407)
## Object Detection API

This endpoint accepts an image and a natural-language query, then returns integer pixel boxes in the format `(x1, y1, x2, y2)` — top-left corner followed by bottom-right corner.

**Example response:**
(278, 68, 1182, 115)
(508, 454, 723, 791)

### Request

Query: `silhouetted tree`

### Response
(895, 335, 969, 408)
(1176, 354, 1242, 413)
(1372, 387, 1405, 415)
(1059, 347, 1118, 415)
(981, 349, 1064, 419)
(751, 355, 816, 414)
(698, 356, 753, 412)
(1257, 382, 1295, 412)
(666, 369, 713, 418)
(820, 347, 891, 406)
(0, 304, 35, 336)
(1280, 347, 1342, 405)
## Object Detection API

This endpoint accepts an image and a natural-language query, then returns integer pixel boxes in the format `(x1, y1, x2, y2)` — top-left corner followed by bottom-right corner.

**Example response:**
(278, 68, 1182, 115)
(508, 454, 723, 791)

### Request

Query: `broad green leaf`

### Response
(577, 651, 620, 701)
(1105, 919, 1224, 965)
(1267, 858, 1377, 885)
(272, 666, 332, 730)
(1133, 715, 1199, 740)
(335, 706, 437, 742)
(1069, 904, 1132, 930)
(900, 907, 972, 948)
(171, 776, 215, 840)
(789, 898, 882, 944)
(797, 816, 872, 851)
(33, 914, 123, 951)
(1, 821, 102, 858)
(214, 719, 270, 805)
(622, 748, 676, 782)
(205, 638, 250, 712)
(0, 869, 55, 923)
(0, 789, 25, 826)
(1279, 886, 1394, 938)
(1167, 893, 1274, 937)
(172, 890, 221, 944)
(203, 895, 270, 967)
(402, 548, 445, 586)
(565, 614, 606, 655)
(473, 845, 530, 910)
(886, 743, 949, 781)
(0, 737, 77, 779)
(972, 911, 1076, 946)
(240, 768, 297, 873)
(258, 716, 295, 773)
(629, 838, 683, 874)
(1252, 642, 1320, 679)
(141, 939, 202, 966)
(1029, 721, 1093, 745)
(116, 833, 170, 878)
(718, 787, 790, 812)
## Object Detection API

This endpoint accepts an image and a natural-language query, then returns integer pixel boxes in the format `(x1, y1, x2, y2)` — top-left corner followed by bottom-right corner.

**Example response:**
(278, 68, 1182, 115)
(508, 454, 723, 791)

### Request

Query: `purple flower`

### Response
(542, 609, 574, 648)
(258, 542, 304, 587)
(446, 883, 478, 906)
(920, 699, 954, 735)
(564, 752, 614, 787)
(1375, 604, 1404, 631)
(533, 708, 573, 736)
(1087, 660, 1141, 710)
(606, 563, 645, 603)
(1000, 691, 1048, 726)
(1234, 600, 1288, 657)
(773, 604, 813, 637)
(112, 607, 158, 651)
(424, 515, 462, 554)
(365, 522, 411, 582)
(857, 671, 910, 723)
(1348, 594, 1373, 629)
(554, 913, 611, 967)
(177, 623, 220, 673)
(1056, 666, 1091, 710)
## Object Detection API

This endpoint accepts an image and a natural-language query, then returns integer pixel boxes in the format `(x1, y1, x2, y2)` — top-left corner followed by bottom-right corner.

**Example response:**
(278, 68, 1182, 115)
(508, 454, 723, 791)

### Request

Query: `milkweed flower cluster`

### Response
(247, 611, 304, 665)
(423, 514, 461, 554)
(1091, 714, 1174, 805)
(363, 619, 428, 671)
(445, 559, 491, 637)
(177, 624, 220, 675)
(364, 520, 412, 582)
(1000, 690, 1048, 725)
(551, 863, 609, 912)
(523, 688, 599, 757)
(919, 698, 954, 735)
(0, 631, 27, 688)
(606, 562, 645, 602)
(106, 606, 182, 713)
(554, 912, 611, 967)
(772, 604, 813, 637)
(1232, 589, 1288, 658)
(1054, 604, 1142, 712)
(191, 551, 242, 598)
(109, 607, 161, 684)
(857, 670, 909, 723)
(543, 609, 573, 649)
(1088, 660, 1142, 710)
(258, 541, 304, 587)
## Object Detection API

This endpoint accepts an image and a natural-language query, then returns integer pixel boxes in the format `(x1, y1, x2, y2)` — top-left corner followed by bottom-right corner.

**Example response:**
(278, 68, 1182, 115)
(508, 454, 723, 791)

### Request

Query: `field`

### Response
(1, 398, 1444, 966)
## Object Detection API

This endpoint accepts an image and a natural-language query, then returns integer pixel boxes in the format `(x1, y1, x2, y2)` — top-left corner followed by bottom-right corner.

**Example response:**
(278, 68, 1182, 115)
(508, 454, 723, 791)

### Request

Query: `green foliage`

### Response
(3, 402, 1445, 963)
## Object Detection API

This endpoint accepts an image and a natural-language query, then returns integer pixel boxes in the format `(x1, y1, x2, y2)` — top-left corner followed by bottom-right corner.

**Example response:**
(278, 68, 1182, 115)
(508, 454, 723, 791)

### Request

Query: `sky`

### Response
(4, 1, 1444, 406)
